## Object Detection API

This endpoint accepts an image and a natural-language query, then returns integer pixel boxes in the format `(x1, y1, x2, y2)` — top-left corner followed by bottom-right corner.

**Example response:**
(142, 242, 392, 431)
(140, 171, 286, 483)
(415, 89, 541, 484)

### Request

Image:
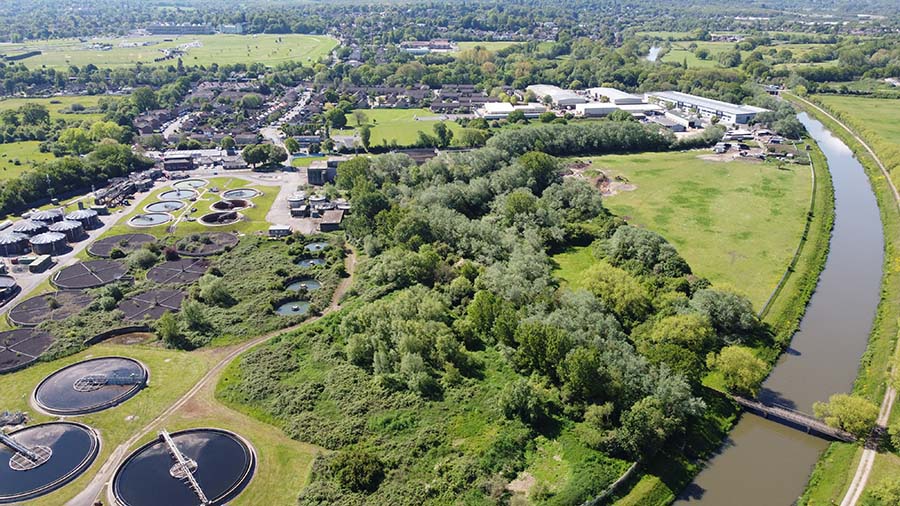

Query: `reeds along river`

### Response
(675, 112, 884, 505)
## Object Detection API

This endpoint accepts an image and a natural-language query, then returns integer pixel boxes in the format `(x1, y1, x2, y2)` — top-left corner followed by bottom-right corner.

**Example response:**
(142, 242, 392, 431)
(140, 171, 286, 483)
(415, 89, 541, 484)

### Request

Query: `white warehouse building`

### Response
(586, 87, 645, 105)
(645, 91, 768, 125)
(526, 85, 587, 107)
(476, 102, 548, 120)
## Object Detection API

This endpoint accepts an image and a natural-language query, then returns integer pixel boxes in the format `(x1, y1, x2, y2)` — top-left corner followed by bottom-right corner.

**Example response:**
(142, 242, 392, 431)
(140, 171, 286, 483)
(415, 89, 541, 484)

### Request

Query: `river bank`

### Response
(790, 94, 900, 506)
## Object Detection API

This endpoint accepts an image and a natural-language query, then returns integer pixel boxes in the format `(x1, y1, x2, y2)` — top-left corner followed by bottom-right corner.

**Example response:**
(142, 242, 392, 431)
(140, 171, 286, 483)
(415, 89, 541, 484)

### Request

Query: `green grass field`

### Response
(0, 34, 337, 69)
(338, 108, 463, 146)
(661, 41, 833, 69)
(0, 141, 54, 179)
(455, 41, 524, 52)
(556, 150, 813, 308)
(0, 95, 109, 123)
(814, 95, 900, 174)
(104, 175, 278, 239)
(291, 155, 326, 167)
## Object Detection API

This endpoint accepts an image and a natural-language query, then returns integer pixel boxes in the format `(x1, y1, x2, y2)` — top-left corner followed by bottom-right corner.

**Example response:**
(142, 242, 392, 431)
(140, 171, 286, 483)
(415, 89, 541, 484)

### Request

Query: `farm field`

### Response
(455, 40, 524, 52)
(0, 34, 338, 69)
(0, 141, 54, 179)
(0, 95, 110, 122)
(338, 108, 463, 146)
(814, 95, 900, 178)
(661, 40, 834, 69)
(555, 150, 812, 307)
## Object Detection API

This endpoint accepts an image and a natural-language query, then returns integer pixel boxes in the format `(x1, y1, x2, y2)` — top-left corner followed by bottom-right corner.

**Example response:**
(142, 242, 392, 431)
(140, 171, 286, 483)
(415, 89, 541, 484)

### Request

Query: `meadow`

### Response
(554, 150, 813, 308)
(0, 34, 338, 69)
(0, 95, 109, 122)
(339, 108, 463, 146)
(0, 141, 53, 179)
(660, 40, 834, 69)
(455, 40, 524, 52)
(814, 95, 900, 180)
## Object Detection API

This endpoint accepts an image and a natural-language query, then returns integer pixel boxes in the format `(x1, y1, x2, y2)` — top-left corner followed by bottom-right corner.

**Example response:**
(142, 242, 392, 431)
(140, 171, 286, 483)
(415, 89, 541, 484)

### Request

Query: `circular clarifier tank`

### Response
(0, 422, 100, 504)
(145, 201, 186, 213)
(304, 242, 329, 252)
(286, 278, 321, 292)
(222, 188, 259, 199)
(296, 258, 326, 268)
(275, 300, 310, 316)
(34, 357, 148, 416)
(128, 213, 172, 227)
(211, 199, 251, 211)
(198, 211, 241, 226)
(159, 189, 198, 200)
(112, 428, 255, 506)
(173, 179, 207, 190)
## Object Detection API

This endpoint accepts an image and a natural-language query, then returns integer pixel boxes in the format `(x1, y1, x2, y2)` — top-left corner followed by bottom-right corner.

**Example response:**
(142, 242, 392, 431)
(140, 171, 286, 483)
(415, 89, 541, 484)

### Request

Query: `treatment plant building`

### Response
(645, 91, 768, 124)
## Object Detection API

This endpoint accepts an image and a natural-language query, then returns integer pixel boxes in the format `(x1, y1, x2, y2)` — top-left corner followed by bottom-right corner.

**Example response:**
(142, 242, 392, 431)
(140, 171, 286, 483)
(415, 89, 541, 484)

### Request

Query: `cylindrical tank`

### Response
(48, 220, 85, 242)
(308, 195, 327, 207)
(31, 209, 63, 223)
(287, 193, 306, 209)
(30, 232, 67, 255)
(10, 219, 48, 236)
(0, 275, 16, 297)
(0, 232, 30, 256)
(66, 209, 101, 229)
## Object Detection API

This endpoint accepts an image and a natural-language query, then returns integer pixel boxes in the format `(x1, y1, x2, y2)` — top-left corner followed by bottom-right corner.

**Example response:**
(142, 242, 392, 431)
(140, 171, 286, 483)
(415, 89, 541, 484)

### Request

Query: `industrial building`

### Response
(645, 91, 768, 125)
(305, 157, 350, 186)
(476, 102, 548, 120)
(526, 85, 587, 108)
(586, 87, 645, 105)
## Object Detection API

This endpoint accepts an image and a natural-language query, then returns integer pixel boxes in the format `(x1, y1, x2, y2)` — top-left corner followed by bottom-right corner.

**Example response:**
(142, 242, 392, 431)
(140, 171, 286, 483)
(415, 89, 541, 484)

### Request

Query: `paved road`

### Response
(789, 93, 900, 506)
(69, 248, 357, 506)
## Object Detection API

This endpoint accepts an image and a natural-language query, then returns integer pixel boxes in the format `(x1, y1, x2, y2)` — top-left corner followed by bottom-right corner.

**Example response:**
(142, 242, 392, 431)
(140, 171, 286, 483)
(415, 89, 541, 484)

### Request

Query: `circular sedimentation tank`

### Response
(296, 258, 326, 268)
(112, 428, 255, 506)
(128, 213, 173, 228)
(34, 357, 148, 416)
(88, 234, 156, 258)
(222, 188, 259, 199)
(159, 189, 198, 201)
(286, 278, 321, 292)
(145, 201, 186, 213)
(172, 179, 207, 190)
(0, 422, 100, 504)
(198, 211, 241, 226)
(275, 300, 310, 316)
(211, 199, 251, 211)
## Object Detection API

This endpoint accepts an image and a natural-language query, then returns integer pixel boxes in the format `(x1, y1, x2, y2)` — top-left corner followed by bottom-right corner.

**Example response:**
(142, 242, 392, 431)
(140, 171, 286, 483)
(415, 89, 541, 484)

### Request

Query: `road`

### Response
(69, 248, 357, 506)
(789, 93, 900, 506)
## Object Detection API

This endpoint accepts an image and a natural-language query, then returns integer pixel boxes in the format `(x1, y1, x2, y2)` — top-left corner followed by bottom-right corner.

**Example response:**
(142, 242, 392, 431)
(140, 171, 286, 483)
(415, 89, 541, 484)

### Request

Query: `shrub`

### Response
(332, 448, 385, 493)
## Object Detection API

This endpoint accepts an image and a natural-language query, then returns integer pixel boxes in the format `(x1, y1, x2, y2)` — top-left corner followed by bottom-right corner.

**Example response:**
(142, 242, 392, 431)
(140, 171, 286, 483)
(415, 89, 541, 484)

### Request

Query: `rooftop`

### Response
(647, 91, 768, 116)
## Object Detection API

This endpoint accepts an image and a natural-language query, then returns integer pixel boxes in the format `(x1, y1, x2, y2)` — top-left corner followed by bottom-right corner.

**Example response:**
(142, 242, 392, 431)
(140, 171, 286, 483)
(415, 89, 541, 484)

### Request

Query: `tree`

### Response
(335, 156, 370, 191)
(221, 136, 236, 150)
(499, 378, 544, 426)
(359, 124, 372, 150)
(284, 137, 300, 154)
(131, 87, 159, 113)
(89, 121, 125, 142)
(607, 109, 634, 122)
(332, 449, 385, 493)
(539, 111, 556, 123)
(242, 144, 269, 168)
(433, 122, 453, 148)
(455, 128, 489, 148)
(706, 346, 767, 396)
(241, 93, 263, 110)
(19, 103, 49, 125)
(199, 274, 234, 307)
(326, 108, 347, 129)
(690, 289, 758, 340)
(517, 151, 561, 195)
(268, 145, 288, 165)
(352, 110, 369, 127)
(507, 110, 527, 123)
(181, 299, 207, 331)
(156, 311, 189, 349)
(57, 127, 93, 155)
(813, 393, 879, 439)
(695, 48, 710, 60)
(585, 261, 651, 328)
(614, 395, 677, 458)
(514, 322, 571, 381)
(649, 314, 714, 353)
(867, 478, 900, 506)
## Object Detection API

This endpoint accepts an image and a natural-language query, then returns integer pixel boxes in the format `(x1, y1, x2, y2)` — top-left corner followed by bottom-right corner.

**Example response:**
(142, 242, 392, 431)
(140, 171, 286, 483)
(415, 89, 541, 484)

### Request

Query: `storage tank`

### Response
(66, 209, 101, 229)
(0, 232, 29, 256)
(0, 275, 16, 297)
(48, 220, 85, 242)
(30, 232, 68, 255)
(31, 209, 63, 223)
(287, 193, 306, 209)
(10, 219, 48, 236)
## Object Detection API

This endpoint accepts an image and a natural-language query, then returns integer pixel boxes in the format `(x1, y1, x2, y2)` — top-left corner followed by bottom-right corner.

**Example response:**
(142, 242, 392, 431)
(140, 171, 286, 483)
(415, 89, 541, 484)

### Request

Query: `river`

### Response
(675, 112, 885, 505)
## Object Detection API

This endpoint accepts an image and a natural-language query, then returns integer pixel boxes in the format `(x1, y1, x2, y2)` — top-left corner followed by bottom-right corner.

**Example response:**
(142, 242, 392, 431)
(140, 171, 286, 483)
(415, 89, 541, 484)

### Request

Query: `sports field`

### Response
(0, 95, 109, 122)
(0, 34, 338, 69)
(554, 150, 813, 307)
(339, 108, 463, 146)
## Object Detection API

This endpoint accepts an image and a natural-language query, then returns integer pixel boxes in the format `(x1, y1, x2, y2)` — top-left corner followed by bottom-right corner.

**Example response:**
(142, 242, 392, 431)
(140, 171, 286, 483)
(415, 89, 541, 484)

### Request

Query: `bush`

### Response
(128, 248, 159, 270)
(332, 448, 385, 493)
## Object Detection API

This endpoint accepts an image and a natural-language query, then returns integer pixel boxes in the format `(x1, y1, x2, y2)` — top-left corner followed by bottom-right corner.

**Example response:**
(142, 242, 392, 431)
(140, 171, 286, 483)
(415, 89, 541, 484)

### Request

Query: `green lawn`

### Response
(0, 34, 337, 69)
(455, 41, 524, 52)
(338, 108, 462, 147)
(0, 95, 109, 123)
(104, 175, 278, 239)
(0, 141, 54, 180)
(561, 150, 813, 308)
(0, 343, 216, 506)
(291, 155, 326, 167)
